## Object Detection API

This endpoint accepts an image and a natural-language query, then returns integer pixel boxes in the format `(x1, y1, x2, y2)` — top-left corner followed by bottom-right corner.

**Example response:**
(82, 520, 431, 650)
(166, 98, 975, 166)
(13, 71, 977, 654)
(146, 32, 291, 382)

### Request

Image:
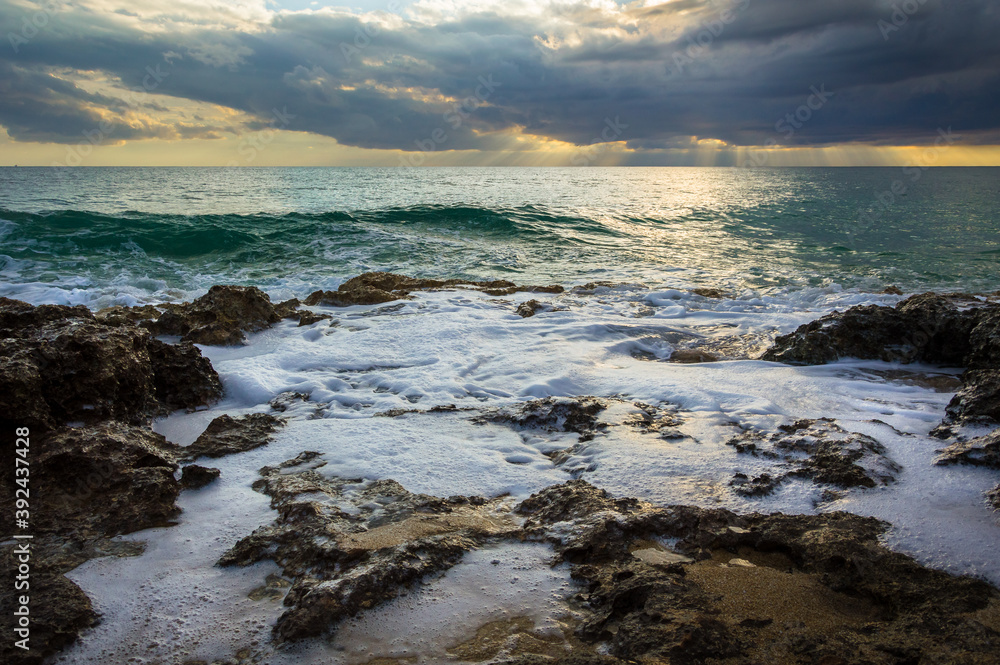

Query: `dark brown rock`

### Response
(514, 481, 999, 665)
(180, 464, 221, 489)
(936, 428, 1000, 468)
(219, 454, 516, 642)
(475, 397, 608, 440)
(0, 298, 222, 430)
(24, 423, 181, 539)
(304, 272, 564, 308)
(726, 419, 899, 496)
(149, 285, 280, 345)
(762, 293, 986, 366)
(516, 299, 546, 318)
(147, 339, 222, 413)
(669, 349, 719, 363)
(179, 413, 284, 461)
(945, 369, 1000, 425)
(0, 549, 96, 665)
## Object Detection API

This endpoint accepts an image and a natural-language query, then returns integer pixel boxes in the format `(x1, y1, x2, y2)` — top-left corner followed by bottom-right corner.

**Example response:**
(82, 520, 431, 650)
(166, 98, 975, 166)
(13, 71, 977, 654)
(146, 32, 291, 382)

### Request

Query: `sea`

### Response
(3, 167, 1000, 664)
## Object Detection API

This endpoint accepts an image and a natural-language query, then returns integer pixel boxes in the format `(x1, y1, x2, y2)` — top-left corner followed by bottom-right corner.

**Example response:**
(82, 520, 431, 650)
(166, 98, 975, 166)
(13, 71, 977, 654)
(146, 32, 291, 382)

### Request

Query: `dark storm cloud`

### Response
(1, 0, 998, 152)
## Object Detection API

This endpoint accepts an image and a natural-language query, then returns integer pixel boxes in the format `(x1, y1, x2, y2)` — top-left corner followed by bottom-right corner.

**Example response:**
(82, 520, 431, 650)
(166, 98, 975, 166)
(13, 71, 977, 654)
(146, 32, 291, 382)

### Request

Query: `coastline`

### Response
(3, 273, 1000, 664)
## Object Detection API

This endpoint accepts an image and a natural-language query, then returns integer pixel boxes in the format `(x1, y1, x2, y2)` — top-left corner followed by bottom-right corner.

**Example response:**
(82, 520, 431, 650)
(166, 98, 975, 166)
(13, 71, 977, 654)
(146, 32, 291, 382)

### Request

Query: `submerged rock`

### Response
(475, 397, 609, 441)
(219, 453, 518, 642)
(304, 271, 564, 307)
(179, 412, 284, 461)
(726, 418, 900, 497)
(149, 285, 281, 345)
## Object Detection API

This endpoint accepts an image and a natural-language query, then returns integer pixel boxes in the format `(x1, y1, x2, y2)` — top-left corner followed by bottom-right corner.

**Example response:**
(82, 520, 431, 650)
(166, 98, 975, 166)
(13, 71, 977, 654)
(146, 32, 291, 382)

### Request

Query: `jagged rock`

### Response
(149, 285, 280, 345)
(0, 319, 157, 430)
(179, 413, 283, 461)
(0, 549, 96, 665)
(93, 304, 161, 327)
(147, 339, 223, 413)
(936, 428, 1000, 468)
(0, 423, 181, 543)
(0, 297, 92, 334)
(0, 299, 222, 431)
(180, 465, 221, 489)
(516, 300, 546, 318)
(514, 481, 999, 665)
(475, 397, 609, 441)
(762, 293, 987, 366)
(273, 298, 300, 319)
(726, 419, 900, 496)
(625, 402, 685, 439)
(219, 454, 517, 642)
(304, 271, 564, 307)
(945, 369, 1000, 424)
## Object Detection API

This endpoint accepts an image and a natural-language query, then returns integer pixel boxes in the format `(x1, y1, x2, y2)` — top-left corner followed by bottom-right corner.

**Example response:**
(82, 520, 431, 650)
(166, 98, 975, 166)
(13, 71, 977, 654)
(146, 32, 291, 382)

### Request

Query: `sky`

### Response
(1, 0, 999, 166)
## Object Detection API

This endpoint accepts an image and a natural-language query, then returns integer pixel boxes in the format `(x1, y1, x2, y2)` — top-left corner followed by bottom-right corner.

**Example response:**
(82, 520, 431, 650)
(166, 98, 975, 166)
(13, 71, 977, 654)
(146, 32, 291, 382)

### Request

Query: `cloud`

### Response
(0, 0, 998, 155)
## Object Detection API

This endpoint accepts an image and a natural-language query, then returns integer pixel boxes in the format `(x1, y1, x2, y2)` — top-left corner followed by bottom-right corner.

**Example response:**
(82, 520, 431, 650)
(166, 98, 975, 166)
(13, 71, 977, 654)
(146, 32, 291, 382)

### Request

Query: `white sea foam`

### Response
(56, 285, 1000, 663)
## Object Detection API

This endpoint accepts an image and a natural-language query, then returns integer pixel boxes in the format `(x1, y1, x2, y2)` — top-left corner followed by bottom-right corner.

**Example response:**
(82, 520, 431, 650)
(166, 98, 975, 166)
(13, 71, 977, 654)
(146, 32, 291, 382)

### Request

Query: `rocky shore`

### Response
(3, 275, 1000, 664)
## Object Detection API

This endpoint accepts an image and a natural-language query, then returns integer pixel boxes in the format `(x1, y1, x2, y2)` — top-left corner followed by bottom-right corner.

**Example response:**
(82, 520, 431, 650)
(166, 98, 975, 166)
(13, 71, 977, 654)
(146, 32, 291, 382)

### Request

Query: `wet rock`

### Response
(179, 413, 284, 462)
(516, 300, 550, 318)
(5, 423, 181, 540)
(945, 369, 1000, 425)
(624, 402, 685, 440)
(762, 293, 986, 366)
(181, 465, 221, 489)
(219, 454, 517, 642)
(273, 298, 300, 319)
(726, 419, 900, 496)
(882, 285, 904, 295)
(692, 287, 727, 299)
(147, 339, 223, 413)
(668, 348, 718, 363)
(150, 285, 280, 345)
(304, 272, 564, 307)
(936, 428, 1000, 468)
(0, 549, 96, 665)
(515, 481, 999, 665)
(475, 397, 609, 441)
(0, 299, 222, 431)
(0, 297, 92, 334)
(0, 317, 157, 429)
(94, 304, 161, 327)
(570, 282, 646, 295)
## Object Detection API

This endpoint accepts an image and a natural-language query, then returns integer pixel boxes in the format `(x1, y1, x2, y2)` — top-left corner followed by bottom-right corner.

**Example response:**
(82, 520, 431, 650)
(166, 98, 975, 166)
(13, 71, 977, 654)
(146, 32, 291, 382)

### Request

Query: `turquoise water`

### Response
(1, 167, 998, 304)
